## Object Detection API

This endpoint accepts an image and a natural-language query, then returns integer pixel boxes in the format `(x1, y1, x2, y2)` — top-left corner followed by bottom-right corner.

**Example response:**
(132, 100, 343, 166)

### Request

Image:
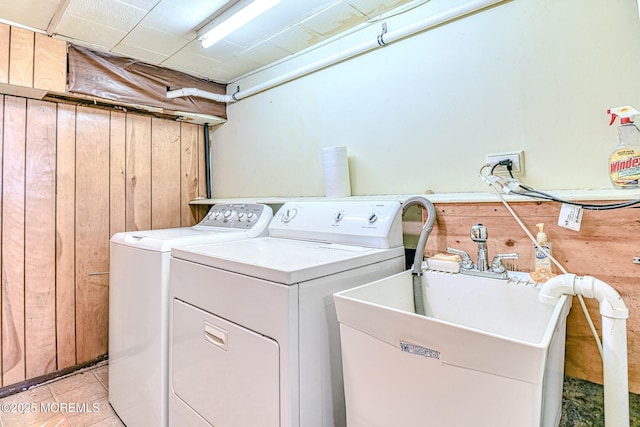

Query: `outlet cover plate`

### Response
(486, 150, 524, 174)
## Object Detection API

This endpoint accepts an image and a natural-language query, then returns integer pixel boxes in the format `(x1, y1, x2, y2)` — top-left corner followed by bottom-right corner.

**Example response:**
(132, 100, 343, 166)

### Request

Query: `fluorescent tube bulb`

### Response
(199, 0, 282, 48)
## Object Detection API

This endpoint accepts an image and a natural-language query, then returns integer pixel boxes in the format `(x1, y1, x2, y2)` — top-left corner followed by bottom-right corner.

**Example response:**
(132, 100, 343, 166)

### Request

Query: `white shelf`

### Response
(189, 189, 640, 205)
(190, 194, 413, 205)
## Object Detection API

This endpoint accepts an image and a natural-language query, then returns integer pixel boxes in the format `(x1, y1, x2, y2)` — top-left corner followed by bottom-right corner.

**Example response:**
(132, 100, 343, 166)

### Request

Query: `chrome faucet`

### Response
(447, 223, 519, 279)
(470, 224, 489, 272)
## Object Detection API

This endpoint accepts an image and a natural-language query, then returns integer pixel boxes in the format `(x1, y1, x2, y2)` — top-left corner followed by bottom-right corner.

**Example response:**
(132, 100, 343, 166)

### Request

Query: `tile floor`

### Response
(0, 362, 124, 427)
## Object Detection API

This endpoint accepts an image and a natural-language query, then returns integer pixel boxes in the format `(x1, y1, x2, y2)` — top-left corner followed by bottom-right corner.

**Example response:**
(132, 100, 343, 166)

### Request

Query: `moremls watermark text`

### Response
(0, 402, 100, 414)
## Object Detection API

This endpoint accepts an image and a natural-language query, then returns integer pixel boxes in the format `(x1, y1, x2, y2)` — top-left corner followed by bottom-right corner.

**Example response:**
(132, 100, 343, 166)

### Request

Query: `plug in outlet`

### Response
(486, 150, 524, 175)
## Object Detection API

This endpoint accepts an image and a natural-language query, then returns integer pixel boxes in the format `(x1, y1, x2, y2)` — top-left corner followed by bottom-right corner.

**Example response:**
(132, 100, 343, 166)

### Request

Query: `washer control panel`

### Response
(195, 204, 271, 230)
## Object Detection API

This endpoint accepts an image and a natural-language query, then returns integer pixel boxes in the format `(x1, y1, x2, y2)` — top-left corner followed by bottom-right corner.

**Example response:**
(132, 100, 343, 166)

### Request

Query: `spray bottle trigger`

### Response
(608, 112, 618, 126)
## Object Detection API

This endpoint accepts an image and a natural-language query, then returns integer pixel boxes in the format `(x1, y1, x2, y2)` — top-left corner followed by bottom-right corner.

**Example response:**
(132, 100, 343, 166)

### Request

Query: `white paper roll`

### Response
(322, 146, 351, 198)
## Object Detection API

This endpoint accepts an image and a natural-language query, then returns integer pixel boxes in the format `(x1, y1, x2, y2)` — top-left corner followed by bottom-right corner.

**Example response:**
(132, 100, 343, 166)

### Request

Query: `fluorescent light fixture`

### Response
(198, 0, 282, 48)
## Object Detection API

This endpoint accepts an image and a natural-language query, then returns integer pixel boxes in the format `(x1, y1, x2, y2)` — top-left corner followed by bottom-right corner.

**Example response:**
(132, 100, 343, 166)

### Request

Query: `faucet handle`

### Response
(446, 247, 474, 269)
(470, 224, 488, 243)
(491, 253, 519, 274)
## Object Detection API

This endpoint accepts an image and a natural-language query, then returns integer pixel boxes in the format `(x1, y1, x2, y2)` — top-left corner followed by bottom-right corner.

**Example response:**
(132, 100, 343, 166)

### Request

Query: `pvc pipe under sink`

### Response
(539, 274, 629, 427)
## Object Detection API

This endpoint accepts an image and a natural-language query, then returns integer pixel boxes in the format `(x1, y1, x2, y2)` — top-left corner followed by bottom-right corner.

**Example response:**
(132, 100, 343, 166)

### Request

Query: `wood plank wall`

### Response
(0, 95, 207, 388)
(423, 200, 640, 393)
(0, 24, 66, 92)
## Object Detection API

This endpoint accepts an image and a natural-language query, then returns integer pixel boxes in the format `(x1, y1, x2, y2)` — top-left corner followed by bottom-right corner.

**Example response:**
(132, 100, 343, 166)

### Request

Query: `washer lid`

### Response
(131, 227, 241, 239)
(171, 237, 404, 284)
(110, 227, 249, 252)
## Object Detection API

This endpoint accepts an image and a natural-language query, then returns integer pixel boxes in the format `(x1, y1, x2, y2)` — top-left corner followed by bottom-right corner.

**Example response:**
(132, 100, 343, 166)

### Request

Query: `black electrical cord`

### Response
(512, 184, 640, 210)
(482, 162, 640, 210)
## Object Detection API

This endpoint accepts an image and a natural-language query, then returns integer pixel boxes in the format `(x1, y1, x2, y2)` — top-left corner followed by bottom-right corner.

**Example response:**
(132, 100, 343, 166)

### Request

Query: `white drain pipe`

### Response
(539, 274, 629, 427)
(167, 0, 508, 103)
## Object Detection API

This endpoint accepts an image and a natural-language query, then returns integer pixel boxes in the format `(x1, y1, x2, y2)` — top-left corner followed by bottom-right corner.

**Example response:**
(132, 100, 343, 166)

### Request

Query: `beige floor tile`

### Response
(65, 397, 117, 427)
(53, 382, 107, 410)
(91, 366, 108, 391)
(86, 416, 126, 427)
(48, 372, 101, 400)
(25, 414, 72, 427)
(87, 419, 126, 427)
(0, 365, 123, 427)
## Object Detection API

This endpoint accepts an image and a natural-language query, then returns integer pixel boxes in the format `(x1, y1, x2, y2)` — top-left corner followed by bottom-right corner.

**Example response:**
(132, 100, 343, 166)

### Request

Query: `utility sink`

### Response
(334, 269, 572, 427)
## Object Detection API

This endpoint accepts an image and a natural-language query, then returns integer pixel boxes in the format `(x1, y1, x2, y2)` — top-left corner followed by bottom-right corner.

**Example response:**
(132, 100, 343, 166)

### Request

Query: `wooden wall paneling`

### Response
(0, 24, 9, 84)
(151, 118, 181, 229)
(75, 106, 110, 363)
(8, 27, 33, 88)
(109, 111, 126, 237)
(24, 99, 56, 378)
(179, 123, 200, 227)
(56, 103, 77, 369)
(1, 96, 26, 385)
(125, 114, 152, 231)
(33, 33, 66, 92)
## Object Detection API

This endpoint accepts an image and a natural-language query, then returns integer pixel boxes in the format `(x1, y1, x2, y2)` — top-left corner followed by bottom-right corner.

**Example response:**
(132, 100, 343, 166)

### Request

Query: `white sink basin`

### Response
(334, 269, 572, 427)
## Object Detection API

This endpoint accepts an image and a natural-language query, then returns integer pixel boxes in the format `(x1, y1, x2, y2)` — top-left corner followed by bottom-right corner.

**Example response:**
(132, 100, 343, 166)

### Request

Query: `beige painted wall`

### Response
(211, 0, 640, 197)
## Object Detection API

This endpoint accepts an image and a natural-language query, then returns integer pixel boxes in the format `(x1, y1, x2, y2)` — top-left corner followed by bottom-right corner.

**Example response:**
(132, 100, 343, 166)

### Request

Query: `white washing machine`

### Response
(168, 200, 406, 427)
(109, 203, 273, 427)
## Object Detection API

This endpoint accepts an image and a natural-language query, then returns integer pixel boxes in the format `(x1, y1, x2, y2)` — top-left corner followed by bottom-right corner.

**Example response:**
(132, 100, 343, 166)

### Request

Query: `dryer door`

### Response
(172, 299, 280, 427)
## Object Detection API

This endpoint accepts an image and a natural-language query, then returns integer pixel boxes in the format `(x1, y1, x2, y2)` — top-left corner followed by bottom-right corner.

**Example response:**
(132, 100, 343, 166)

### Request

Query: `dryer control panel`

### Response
(269, 201, 403, 248)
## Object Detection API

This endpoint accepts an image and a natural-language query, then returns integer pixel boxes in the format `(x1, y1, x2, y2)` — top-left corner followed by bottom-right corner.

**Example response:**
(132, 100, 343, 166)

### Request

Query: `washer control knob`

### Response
(334, 212, 344, 222)
(247, 212, 257, 222)
(282, 209, 297, 223)
(237, 212, 247, 222)
(368, 213, 378, 223)
(223, 210, 237, 222)
(213, 210, 222, 220)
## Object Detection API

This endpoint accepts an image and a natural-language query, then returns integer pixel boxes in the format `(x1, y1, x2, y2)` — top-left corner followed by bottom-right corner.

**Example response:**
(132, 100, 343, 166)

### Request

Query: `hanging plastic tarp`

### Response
(67, 44, 227, 119)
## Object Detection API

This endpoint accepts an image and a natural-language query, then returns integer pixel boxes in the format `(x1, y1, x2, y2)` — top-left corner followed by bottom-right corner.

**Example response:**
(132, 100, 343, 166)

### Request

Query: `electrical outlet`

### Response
(486, 150, 524, 175)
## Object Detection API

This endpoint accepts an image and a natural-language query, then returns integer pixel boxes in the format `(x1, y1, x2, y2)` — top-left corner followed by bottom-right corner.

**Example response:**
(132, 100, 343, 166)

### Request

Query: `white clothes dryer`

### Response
(168, 200, 406, 427)
(109, 203, 272, 427)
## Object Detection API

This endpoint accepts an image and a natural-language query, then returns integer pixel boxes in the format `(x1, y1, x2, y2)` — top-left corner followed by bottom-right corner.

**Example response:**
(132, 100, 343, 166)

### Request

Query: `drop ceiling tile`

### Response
(268, 24, 324, 54)
(239, 41, 291, 67)
(65, 0, 146, 32)
(140, 0, 228, 39)
(222, 0, 337, 49)
(121, 25, 190, 55)
(213, 55, 264, 81)
(177, 38, 242, 63)
(347, 0, 416, 18)
(162, 44, 224, 79)
(55, 14, 127, 49)
(119, 0, 160, 12)
(112, 42, 169, 65)
(223, 8, 284, 49)
(274, 0, 343, 25)
(302, 2, 366, 38)
(203, 67, 235, 85)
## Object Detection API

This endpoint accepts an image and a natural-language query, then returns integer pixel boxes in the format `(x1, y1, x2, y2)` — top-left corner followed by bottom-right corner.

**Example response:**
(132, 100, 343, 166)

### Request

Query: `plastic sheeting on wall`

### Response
(67, 44, 227, 119)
